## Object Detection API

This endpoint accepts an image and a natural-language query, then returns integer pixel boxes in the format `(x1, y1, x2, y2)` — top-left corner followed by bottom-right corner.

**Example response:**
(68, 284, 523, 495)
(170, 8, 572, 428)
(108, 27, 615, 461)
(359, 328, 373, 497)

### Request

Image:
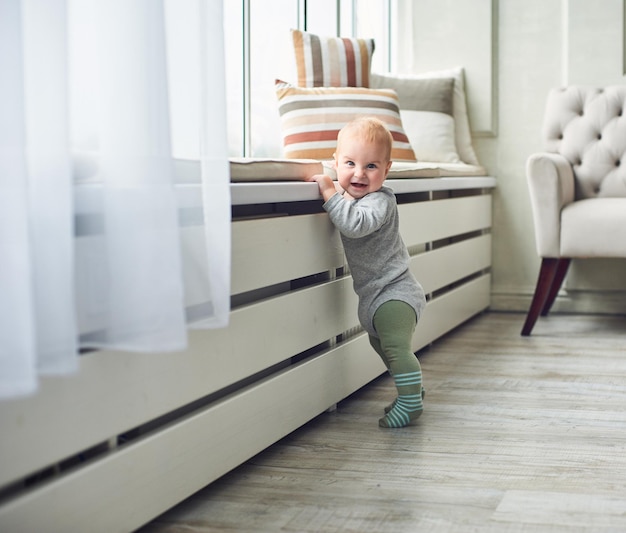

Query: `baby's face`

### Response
(334, 137, 391, 200)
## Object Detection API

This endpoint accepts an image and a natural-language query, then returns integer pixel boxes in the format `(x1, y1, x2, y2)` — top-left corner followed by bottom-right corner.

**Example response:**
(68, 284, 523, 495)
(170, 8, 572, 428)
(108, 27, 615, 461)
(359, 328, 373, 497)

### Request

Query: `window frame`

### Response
(226, 0, 394, 158)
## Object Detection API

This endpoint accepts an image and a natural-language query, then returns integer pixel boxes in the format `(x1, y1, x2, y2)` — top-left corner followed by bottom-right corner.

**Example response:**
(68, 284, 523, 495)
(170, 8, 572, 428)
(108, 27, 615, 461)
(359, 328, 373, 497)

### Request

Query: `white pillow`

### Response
(400, 109, 460, 163)
(371, 67, 480, 165)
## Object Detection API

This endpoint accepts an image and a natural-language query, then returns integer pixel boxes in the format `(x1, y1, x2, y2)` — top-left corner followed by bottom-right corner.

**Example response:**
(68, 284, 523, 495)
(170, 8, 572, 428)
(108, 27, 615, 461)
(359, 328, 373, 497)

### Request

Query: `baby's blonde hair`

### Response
(336, 117, 393, 162)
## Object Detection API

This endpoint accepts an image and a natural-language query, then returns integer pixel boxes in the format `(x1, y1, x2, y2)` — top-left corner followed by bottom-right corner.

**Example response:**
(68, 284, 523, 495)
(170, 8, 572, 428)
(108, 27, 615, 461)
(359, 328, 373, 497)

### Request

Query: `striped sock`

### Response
(384, 387, 425, 414)
(379, 371, 423, 428)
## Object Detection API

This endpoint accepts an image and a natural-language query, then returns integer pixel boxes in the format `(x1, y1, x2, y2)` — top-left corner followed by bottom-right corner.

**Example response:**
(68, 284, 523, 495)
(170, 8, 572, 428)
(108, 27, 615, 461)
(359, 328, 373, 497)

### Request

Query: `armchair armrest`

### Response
(526, 152, 575, 257)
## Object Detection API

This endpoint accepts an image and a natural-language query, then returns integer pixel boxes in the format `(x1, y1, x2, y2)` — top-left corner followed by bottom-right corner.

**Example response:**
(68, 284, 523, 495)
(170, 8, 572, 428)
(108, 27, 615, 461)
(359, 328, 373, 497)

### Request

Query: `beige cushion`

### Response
(322, 160, 486, 180)
(290, 29, 375, 88)
(229, 158, 323, 182)
(229, 158, 486, 183)
(369, 74, 459, 162)
(370, 75, 455, 114)
(370, 68, 480, 166)
(275, 81, 417, 162)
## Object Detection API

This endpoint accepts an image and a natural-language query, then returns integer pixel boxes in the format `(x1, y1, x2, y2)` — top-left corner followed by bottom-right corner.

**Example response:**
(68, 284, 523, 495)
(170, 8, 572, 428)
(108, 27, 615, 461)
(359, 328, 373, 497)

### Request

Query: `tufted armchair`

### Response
(521, 86, 626, 336)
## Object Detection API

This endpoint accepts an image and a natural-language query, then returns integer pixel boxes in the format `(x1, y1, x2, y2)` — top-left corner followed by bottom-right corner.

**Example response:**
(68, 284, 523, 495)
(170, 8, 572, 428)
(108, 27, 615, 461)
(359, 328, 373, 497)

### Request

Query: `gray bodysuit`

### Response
(323, 186, 426, 338)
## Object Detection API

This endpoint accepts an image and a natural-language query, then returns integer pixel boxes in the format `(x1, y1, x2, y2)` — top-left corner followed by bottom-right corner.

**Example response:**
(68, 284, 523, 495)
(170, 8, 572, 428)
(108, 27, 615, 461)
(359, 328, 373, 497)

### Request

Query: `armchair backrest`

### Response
(542, 86, 626, 199)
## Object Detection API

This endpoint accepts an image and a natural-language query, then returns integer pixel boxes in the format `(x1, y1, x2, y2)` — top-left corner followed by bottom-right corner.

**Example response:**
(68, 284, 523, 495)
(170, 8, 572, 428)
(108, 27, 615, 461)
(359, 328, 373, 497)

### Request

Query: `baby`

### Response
(308, 117, 426, 428)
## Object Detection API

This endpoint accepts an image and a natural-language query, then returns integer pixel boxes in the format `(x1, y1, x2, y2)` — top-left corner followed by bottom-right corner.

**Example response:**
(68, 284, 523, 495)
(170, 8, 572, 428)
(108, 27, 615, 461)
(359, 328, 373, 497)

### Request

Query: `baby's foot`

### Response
(384, 388, 425, 414)
(379, 392, 424, 428)
(379, 398, 423, 428)
(384, 399, 396, 414)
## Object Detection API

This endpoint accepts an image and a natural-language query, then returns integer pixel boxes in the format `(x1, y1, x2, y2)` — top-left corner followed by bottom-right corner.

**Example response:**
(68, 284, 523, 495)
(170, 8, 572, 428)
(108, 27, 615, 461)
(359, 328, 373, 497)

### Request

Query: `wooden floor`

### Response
(137, 311, 626, 533)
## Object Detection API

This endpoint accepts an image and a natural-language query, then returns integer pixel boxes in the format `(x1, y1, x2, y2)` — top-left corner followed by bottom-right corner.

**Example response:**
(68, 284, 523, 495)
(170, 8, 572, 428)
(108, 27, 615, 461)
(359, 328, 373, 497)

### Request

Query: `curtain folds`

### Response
(0, 0, 231, 399)
(196, 0, 231, 328)
(75, 0, 188, 352)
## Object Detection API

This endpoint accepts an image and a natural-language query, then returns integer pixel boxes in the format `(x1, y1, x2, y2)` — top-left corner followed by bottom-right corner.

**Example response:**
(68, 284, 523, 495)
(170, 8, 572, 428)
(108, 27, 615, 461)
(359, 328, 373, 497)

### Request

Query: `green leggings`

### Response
(369, 300, 421, 377)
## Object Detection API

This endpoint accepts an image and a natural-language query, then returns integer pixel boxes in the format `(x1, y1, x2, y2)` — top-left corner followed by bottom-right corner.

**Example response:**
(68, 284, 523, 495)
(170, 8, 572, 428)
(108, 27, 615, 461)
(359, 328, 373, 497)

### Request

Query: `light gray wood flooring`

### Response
(138, 311, 626, 532)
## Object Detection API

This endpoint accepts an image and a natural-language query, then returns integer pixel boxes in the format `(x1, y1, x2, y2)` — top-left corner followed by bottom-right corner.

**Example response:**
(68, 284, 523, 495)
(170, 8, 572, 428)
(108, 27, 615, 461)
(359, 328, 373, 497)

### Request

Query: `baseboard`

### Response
(491, 289, 626, 315)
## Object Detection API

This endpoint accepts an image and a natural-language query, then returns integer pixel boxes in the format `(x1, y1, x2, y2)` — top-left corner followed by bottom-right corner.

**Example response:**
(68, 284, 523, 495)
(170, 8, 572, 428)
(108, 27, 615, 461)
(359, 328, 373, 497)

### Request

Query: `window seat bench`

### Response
(0, 174, 495, 532)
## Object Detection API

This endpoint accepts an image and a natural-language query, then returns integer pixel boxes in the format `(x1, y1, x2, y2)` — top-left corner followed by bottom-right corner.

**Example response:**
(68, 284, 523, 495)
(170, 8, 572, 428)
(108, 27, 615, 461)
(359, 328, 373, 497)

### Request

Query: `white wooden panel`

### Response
(0, 277, 359, 487)
(231, 213, 344, 294)
(413, 274, 492, 352)
(389, 177, 496, 196)
(3, 175, 494, 530)
(84, 211, 342, 318)
(0, 277, 492, 532)
(0, 336, 385, 533)
(412, 234, 492, 294)
(399, 195, 492, 246)
(229, 177, 496, 205)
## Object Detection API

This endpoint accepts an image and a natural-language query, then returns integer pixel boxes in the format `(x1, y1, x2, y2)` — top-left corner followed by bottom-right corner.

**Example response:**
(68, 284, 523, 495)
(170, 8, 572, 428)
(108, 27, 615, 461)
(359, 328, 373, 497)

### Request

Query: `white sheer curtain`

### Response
(195, 0, 231, 328)
(1, 0, 76, 398)
(0, 0, 230, 399)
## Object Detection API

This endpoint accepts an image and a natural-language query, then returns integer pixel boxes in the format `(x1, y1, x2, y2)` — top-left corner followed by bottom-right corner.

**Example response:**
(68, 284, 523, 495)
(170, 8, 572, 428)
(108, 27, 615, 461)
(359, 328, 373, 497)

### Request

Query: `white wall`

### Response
(402, 0, 626, 314)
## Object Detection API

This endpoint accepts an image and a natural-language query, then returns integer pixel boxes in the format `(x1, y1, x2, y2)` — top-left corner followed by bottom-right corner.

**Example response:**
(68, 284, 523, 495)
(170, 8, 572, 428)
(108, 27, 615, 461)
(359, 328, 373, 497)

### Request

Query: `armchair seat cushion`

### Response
(561, 198, 626, 257)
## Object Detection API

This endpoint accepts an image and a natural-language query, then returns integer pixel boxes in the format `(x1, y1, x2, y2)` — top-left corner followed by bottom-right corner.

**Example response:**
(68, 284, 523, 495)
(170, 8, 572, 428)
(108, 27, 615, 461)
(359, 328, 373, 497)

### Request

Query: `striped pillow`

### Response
(275, 81, 417, 162)
(291, 29, 375, 88)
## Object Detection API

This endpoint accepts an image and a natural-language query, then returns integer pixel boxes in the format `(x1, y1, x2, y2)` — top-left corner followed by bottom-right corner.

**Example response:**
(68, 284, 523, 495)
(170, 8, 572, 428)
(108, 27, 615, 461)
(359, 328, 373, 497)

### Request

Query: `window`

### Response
(218, 0, 394, 159)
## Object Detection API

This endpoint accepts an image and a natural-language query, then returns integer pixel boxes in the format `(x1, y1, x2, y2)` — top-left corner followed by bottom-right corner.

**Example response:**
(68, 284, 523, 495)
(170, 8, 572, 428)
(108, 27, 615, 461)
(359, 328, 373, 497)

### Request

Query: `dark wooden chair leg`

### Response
(521, 258, 560, 336)
(540, 258, 570, 316)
